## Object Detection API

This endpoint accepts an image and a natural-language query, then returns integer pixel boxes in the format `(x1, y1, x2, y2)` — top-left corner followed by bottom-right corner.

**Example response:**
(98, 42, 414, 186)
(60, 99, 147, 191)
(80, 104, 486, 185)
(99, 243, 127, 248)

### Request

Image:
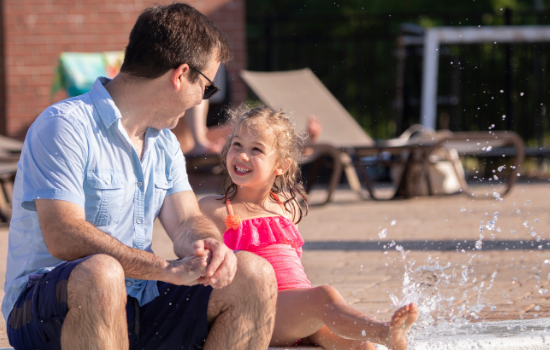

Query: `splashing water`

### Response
(389, 253, 499, 347)
(379, 228, 388, 239)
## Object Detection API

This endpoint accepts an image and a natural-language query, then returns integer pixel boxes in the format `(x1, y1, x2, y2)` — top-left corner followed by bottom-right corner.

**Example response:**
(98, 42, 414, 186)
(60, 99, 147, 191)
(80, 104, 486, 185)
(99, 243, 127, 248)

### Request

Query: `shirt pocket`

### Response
(153, 170, 172, 217)
(85, 170, 125, 227)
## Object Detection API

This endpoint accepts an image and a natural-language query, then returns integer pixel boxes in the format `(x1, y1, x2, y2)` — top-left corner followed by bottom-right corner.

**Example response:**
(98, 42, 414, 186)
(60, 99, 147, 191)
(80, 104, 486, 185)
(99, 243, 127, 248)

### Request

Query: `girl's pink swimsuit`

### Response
(223, 196, 311, 291)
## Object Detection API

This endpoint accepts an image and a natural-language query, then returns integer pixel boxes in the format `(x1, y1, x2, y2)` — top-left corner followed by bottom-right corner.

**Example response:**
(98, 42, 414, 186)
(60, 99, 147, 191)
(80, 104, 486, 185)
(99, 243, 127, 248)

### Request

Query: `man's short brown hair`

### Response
(120, 3, 232, 82)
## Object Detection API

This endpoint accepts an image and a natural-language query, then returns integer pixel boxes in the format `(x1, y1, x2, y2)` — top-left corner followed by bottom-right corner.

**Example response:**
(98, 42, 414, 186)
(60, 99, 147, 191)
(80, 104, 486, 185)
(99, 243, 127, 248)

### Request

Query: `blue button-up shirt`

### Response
(2, 77, 192, 323)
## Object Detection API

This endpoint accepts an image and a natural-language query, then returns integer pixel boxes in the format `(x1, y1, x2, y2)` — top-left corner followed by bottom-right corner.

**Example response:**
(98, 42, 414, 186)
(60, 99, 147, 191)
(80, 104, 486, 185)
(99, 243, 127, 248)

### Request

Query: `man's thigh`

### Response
(128, 282, 213, 350)
(7, 257, 92, 350)
(7, 258, 213, 350)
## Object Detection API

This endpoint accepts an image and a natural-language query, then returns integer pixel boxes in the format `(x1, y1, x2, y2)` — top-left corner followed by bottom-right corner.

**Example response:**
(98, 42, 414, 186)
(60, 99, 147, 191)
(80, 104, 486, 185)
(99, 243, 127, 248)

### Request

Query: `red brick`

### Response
(3, 0, 246, 136)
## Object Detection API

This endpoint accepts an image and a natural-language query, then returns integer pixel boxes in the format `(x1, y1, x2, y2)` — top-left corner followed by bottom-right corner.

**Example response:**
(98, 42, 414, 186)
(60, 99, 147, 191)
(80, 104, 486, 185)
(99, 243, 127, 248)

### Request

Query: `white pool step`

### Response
(3, 318, 549, 350)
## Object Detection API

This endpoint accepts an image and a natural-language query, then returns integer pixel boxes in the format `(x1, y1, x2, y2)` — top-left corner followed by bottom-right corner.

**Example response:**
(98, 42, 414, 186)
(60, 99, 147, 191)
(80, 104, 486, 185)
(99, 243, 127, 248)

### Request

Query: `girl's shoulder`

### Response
(198, 195, 228, 232)
(198, 195, 226, 216)
(277, 192, 305, 223)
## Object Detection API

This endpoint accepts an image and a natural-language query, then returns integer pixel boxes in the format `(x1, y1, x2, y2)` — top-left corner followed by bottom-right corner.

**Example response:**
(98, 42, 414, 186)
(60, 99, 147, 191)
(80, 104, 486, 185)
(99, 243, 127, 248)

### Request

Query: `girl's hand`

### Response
(193, 238, 237, 289)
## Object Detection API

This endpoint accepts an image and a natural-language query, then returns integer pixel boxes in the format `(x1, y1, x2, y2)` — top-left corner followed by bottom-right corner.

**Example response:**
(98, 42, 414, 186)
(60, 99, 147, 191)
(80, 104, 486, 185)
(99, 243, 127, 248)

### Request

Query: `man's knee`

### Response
(68, 254, 126, 299)
(235, 251, 276, 290)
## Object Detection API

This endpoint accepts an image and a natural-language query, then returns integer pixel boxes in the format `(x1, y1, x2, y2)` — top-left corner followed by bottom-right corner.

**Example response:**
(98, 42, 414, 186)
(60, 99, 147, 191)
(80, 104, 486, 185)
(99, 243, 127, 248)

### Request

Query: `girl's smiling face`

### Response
(226, 124, 286, 190)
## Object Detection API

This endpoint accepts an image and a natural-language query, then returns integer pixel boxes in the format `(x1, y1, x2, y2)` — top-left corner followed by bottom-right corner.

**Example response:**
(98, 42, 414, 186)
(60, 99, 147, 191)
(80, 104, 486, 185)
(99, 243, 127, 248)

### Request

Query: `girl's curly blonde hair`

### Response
(219, 104, 309, 223)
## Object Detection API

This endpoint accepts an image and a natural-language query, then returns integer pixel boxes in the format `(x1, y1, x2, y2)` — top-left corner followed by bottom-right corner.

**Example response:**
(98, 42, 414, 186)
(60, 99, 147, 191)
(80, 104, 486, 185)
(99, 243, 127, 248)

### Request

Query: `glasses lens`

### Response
(203, 85, 220, 100)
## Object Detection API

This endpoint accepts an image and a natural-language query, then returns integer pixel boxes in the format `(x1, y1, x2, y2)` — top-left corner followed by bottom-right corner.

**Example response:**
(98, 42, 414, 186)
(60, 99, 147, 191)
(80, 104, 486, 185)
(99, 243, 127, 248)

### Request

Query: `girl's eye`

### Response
(232, 142, 242, 147)
(253, 147, 263, 153)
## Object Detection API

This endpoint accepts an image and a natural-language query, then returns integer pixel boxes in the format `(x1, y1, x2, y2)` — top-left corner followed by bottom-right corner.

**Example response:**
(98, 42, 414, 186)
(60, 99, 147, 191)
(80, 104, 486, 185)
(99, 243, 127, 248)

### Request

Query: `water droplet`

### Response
(475, 240, 483, 250)
(502, 114, 506, 120)
(391, 220, 397, 226)
(497, 165, 505, 172)
(520, 92, 525, 96)
(361, 330, 366, 337)
(460, 207, 466, 212)
(378, 228, 387, 239)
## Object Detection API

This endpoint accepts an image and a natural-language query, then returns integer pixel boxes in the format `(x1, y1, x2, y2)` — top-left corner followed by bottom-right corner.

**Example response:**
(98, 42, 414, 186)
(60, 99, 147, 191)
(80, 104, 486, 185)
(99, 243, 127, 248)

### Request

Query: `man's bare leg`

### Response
(205, 251, 278, 350)
(61, 254, 128, 350)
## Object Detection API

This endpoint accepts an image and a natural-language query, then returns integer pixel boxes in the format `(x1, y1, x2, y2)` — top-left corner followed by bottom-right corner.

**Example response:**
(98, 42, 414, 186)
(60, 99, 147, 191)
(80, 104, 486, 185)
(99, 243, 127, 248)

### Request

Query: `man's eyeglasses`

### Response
(189, 66, 221, 100)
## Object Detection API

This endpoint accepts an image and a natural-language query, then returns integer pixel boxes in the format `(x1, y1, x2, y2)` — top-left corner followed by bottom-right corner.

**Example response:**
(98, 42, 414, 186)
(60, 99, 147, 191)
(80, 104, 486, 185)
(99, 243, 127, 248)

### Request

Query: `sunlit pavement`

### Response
(1, 182, 550, 347)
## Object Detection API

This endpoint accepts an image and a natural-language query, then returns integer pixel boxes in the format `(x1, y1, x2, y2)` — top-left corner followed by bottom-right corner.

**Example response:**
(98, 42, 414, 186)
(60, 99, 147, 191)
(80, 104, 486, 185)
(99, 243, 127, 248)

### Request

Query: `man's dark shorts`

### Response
(7, 256, 213, 350)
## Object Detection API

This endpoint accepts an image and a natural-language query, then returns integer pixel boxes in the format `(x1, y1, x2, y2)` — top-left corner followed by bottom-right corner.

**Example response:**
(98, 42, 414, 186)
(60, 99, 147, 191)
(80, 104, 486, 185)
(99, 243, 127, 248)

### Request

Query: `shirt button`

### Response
(126, 282, 132, 287)
(137, 181, 143, 187)
(136, 218, 142, 224)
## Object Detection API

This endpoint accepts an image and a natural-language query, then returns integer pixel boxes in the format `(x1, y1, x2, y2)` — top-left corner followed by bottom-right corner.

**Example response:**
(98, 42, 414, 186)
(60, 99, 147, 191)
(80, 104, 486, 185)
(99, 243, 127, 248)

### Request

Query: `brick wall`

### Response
(2, 0, 247, 138)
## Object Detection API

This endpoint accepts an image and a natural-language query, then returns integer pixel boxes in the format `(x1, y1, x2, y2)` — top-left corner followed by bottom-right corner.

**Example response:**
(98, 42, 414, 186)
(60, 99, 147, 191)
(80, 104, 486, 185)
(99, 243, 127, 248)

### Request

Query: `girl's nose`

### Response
(237, 152, 249, 162)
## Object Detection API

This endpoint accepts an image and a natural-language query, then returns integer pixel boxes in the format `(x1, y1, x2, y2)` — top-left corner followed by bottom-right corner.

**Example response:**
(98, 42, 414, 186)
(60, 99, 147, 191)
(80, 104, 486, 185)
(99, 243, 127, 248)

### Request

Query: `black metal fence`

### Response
(246, 10, 550, 145)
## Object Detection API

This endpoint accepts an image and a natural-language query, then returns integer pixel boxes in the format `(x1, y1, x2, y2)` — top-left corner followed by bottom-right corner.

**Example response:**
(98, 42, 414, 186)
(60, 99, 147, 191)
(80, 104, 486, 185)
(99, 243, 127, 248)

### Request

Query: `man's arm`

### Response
(36, 199, 209, 286)
(158, 190, 237, 289)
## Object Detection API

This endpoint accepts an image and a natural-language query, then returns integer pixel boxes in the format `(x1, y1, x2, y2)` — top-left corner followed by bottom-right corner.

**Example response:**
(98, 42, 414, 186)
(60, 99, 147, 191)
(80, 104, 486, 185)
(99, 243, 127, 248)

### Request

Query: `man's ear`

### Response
(275, 158, 292, 176)
(171, 64, 190, 90)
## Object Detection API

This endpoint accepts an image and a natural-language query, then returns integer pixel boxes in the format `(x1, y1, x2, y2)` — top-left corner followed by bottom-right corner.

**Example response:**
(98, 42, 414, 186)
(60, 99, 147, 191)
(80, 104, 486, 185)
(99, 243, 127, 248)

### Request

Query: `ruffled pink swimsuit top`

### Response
(223, 193, 311, 291)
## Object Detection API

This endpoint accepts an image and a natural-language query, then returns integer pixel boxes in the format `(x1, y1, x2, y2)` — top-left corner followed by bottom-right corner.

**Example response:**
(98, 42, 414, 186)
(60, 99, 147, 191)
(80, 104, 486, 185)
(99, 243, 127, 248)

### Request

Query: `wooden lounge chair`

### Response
(240, 68, 524, 204)
(0, 135, 23, 222)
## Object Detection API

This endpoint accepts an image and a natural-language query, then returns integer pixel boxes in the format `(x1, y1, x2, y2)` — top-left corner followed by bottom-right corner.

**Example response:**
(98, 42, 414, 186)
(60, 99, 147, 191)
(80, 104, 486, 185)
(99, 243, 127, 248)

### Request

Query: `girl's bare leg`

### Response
(271, 286, 417, 350)
(309, 326, 377, 350)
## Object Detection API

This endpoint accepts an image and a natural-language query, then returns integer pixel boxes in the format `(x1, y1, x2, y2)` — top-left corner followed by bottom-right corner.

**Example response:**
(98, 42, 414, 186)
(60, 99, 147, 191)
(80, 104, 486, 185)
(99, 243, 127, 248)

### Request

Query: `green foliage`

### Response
(247, 1, 550, 142)
(248, 0, 550, 16)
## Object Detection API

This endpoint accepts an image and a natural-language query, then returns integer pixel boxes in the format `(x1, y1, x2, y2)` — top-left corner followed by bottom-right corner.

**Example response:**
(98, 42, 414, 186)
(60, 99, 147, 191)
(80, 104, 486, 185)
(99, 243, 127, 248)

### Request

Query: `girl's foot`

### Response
(386, 303, 418, 350)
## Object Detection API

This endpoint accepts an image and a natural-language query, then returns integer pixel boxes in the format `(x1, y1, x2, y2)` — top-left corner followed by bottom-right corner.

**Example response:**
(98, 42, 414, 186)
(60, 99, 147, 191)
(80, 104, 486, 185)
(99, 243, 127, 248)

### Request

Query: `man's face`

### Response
(173, 58, 220, 127)
(187, 58, 221, 108)
(153, 57, 221, 130)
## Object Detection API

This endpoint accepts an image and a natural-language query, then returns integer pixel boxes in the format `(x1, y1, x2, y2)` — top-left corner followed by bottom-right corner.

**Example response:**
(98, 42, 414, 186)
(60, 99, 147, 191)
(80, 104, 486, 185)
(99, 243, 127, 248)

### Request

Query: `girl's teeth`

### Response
(236, 166, 250, 172)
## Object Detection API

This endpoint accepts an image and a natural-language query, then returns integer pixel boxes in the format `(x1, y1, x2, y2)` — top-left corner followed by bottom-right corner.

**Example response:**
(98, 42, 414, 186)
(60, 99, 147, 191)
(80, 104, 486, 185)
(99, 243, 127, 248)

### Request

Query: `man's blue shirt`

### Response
(2, 77, 192, 322)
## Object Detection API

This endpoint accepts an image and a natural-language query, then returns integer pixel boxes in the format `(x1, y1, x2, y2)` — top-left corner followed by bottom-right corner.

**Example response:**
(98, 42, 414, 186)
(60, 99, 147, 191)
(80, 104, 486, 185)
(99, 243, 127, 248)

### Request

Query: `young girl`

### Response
(199, 106, 417, 350)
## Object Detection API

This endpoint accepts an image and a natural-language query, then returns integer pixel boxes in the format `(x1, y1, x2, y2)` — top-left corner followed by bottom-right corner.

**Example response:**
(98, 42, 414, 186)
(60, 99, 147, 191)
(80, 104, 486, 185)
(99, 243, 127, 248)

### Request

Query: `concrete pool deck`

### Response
(1, 182, 550, 347)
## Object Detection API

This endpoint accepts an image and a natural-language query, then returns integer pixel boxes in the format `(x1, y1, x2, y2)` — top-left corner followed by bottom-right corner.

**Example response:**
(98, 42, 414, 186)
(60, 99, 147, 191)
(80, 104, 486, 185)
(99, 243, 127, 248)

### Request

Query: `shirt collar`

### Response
(89, 77, 122, 128)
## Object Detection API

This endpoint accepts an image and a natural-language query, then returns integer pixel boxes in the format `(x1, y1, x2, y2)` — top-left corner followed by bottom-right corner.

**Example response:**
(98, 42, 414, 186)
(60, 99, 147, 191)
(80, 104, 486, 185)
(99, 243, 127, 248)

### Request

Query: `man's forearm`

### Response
(173, 214, 222, 258)
(45, 218, 169, 281)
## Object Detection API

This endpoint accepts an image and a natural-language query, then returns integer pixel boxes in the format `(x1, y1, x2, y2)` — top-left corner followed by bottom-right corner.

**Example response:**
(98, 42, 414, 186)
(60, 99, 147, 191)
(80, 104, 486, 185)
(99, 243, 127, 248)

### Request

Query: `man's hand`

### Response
(159, 191, 237, 288)
(163, 249, 212, 286)
(193, 238, 237, 289)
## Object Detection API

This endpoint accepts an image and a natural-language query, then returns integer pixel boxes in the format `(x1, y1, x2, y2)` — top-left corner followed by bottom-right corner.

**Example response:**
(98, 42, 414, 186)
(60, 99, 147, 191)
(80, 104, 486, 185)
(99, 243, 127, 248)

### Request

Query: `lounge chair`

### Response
(0, 135, 23, 222)
(240, 68, 525, 204)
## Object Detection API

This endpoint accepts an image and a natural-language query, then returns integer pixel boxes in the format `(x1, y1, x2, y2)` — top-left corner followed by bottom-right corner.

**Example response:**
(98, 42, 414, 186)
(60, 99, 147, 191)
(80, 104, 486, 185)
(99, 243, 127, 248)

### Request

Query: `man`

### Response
(2, 3, 277, 349)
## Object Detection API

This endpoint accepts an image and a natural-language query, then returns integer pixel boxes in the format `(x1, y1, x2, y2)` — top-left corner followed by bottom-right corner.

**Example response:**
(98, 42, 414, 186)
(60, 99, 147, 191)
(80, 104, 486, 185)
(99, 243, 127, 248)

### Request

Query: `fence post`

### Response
(504, 8, 514, 131)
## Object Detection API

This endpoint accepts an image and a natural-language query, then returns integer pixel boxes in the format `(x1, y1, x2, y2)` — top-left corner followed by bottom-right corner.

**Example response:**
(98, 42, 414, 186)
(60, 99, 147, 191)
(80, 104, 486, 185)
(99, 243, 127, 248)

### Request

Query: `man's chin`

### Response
(168, 117, 183, 130)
